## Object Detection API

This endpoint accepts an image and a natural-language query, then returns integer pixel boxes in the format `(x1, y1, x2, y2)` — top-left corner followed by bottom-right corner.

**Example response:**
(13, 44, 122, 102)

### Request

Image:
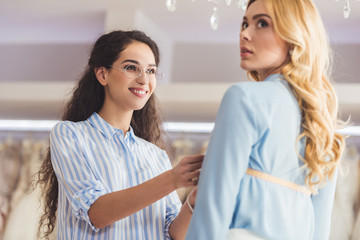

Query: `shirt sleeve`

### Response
(50, 121, 108, 232)
(161, 151, 182, 239)
(164, 190, 182, 239)
(186, 84, 259, 240)
(311, 170, 338, 240)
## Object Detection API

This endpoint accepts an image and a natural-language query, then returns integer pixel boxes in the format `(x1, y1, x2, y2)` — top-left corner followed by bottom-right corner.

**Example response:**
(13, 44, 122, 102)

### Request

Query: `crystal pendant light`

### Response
(165, 0, 248, 30)
(241, 0, 248, 10)
(335, 0, 360, 19)
(236, 0, 242, 8)
(166, 0, 176, 12)
(343, 0, 350, 18)
(210, 7, 219, 30)
(236, 0, 248, 10)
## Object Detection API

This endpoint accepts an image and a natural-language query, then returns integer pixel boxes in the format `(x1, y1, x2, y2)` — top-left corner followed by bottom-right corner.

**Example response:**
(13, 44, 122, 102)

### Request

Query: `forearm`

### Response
(88, 169, 176, 228)
(169, 197, 194, 240)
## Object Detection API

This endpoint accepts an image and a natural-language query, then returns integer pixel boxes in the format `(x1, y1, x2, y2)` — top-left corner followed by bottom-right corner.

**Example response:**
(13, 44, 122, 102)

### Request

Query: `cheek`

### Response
(150, 81, 156, 94)
(263, 37, 288, 59)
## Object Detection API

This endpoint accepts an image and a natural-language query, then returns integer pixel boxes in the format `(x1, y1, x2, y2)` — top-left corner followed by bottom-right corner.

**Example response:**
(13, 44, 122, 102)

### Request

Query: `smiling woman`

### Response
(35, 30, 203, 240)
(94, 41, 159, 124)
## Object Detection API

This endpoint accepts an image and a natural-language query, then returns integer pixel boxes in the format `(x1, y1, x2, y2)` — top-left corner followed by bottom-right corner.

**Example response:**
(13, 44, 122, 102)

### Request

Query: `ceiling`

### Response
(0, 0, 359, 125)
(0, 0, 360, 44)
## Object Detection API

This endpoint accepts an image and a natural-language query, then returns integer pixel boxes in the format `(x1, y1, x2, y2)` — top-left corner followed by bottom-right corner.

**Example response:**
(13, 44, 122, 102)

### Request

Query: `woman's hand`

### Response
(171, 155, 203, 189)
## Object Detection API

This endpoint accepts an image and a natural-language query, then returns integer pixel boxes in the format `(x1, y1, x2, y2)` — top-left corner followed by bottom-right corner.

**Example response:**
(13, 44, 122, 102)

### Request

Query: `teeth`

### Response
(133, 89, 146, 94)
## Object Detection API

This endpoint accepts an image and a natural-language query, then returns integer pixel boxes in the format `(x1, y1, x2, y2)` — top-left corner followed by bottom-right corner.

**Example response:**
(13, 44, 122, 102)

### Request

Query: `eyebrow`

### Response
(121, 59, 157, 67)
(243, 13, 271, 21)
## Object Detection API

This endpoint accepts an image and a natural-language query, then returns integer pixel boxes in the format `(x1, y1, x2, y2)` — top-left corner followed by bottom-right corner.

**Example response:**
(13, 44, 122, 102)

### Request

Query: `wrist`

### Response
(186, 194, 194, 213)
(167, 169, 177, 190)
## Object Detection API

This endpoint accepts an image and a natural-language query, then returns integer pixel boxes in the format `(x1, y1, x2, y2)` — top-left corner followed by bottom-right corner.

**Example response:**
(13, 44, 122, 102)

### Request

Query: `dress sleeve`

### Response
(311, 170, 338, 240)
(50, 122, 108, 232)
(186, 84, 259, 240)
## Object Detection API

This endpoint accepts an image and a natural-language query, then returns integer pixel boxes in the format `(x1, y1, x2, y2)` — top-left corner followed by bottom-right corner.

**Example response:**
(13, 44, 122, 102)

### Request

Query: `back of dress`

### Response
(186, 74, 330, 240)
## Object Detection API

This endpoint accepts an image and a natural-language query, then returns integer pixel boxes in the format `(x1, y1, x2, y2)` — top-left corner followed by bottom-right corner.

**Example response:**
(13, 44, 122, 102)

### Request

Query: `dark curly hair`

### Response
(36, 30, 165, 239)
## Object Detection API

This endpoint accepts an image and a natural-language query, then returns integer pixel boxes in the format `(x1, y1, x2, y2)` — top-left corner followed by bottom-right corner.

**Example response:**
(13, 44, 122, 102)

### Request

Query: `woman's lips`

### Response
(240, 47, 253, 57)
(129, 88, 148, 98)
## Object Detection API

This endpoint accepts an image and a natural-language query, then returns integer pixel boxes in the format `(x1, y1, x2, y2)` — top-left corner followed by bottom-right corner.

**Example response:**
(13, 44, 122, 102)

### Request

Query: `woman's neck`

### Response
(98, 106, 133, 135)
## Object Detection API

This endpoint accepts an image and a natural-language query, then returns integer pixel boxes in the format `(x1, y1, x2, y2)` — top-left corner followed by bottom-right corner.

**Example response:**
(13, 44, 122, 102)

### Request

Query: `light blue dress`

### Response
(186, 74, 337, 240)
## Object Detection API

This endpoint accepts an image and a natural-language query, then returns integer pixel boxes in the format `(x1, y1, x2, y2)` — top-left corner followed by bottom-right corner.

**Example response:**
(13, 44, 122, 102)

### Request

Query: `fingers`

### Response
(179, 155, 204, 172)
(182, 154, 204, 164)
(172, 155, 204, 188)
(186, 170, 201, 186)
(188, 162, 202, 172)
(188, 170, 200, 181)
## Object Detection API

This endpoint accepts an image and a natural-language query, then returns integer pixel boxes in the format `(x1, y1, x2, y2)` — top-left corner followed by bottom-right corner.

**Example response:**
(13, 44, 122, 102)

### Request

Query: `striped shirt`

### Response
(50, 112, 181, 240)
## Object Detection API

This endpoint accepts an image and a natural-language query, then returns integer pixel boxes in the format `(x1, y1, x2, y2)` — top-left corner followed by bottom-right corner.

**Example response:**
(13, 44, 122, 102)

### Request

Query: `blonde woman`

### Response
(186, 0, 345, 239)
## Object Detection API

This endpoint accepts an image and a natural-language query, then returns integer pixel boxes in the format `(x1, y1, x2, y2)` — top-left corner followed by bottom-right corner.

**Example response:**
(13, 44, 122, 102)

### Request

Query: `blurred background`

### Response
(0, 0, 359, 123)
(0, 0, 359, 239)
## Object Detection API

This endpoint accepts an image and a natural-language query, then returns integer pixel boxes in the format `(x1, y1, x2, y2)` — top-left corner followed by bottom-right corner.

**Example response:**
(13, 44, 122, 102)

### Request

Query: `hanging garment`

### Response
(0, 137, 22, 239)
(3, 139, 51, 240)
(330, 146, 360, 240)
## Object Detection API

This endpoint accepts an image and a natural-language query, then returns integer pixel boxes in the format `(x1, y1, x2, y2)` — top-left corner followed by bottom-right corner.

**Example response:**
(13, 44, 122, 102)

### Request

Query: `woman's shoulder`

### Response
(52, 120, 78, 130)
(226, 76, 291, 102)
(223, 81, 268, 103)
(51, 120, 87, 137)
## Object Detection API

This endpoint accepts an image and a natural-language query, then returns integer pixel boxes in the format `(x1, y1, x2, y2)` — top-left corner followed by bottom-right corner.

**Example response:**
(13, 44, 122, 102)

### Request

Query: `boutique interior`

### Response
(1, 0, 360, 239)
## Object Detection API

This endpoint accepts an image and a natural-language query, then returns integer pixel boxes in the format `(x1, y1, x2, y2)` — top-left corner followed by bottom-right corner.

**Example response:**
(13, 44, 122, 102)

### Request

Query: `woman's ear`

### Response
(94, 67, 108, 86)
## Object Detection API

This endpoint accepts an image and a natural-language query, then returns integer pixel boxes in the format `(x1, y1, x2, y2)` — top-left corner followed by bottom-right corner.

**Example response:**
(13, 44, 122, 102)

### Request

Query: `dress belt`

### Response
(246, 168, 311, 196)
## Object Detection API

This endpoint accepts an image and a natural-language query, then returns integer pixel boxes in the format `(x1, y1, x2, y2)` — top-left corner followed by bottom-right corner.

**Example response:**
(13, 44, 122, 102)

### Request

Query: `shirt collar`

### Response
(263, 73, 285, 82)
(87, 112, 139, 144)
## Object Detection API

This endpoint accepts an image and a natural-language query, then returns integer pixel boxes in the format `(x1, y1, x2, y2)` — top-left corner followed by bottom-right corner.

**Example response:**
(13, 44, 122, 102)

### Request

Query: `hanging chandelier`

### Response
(165, 0, 359, 30)
(165, 0, 248, 30)
(336, 0, 360, 19)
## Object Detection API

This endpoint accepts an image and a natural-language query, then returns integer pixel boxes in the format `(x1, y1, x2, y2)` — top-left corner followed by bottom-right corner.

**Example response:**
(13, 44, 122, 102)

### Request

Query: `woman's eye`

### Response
(241, 22, 248, 30)
(257, 20, 268, 28)
(147, 68, 156, 75)
(125, 64, 139, 72)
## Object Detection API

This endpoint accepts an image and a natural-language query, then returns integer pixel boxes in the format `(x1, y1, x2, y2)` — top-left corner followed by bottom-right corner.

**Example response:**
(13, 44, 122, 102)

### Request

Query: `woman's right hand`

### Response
(171, 155, 204, 189)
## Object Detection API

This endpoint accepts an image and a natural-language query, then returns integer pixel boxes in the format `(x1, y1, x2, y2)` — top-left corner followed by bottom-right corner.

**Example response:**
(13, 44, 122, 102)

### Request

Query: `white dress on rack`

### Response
(330, 146, 360, 240)
(3, 140, 56, 240)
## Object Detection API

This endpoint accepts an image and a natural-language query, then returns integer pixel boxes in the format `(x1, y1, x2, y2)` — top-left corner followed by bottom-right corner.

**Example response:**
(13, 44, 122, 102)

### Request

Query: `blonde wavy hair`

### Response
(247, 0, 346, 192)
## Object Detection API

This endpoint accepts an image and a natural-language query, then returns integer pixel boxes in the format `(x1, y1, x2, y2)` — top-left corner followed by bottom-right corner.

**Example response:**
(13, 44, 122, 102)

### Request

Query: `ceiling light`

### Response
(165, 0, 248, 30)
(166, 0, 359, 30)
(330, 0, 358, 19)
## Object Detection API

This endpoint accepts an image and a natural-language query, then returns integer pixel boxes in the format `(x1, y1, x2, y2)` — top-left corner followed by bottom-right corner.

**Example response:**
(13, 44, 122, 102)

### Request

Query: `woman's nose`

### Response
(136, 71, 149, 85)
(240, 29, 250, 41)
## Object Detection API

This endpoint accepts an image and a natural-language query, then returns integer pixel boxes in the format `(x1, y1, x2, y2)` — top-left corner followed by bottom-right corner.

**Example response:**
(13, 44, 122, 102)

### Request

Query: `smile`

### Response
(129, 88, 148, 97)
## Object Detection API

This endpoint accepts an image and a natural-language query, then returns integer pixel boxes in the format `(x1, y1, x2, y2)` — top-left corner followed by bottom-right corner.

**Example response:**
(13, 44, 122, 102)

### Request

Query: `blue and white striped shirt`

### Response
(50, 112, 181, 240)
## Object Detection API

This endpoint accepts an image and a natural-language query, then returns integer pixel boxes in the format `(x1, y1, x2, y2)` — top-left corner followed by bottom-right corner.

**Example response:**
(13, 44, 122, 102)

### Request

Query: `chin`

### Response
(240, 62, 251, 71)
(133, 103, 147, 111)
